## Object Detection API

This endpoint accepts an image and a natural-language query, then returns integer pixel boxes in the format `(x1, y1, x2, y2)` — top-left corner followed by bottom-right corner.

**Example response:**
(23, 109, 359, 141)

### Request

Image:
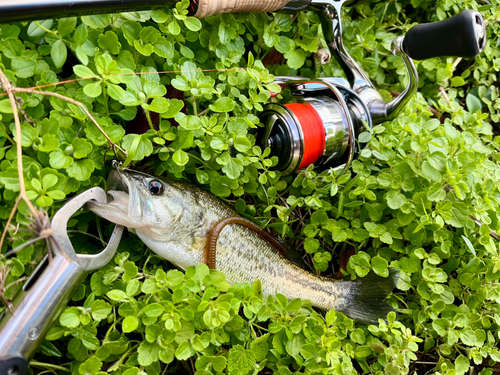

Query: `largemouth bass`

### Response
(88, 163, 399, 324)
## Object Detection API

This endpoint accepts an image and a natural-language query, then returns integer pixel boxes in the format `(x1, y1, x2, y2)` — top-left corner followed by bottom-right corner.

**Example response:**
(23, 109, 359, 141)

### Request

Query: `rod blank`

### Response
(0, 0, 178, 23)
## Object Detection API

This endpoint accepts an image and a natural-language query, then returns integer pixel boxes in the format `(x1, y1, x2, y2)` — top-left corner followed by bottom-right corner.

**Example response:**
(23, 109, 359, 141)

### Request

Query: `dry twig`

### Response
(14, 97, 35, 125)
(0, 69, 38, 217)
(0, 66, 128, 253)
(0, 196, 21, 254)
(0, 68, 41, 255)
(11, 87, 128, 156)
(443, 186, 500, 242)
(469, 215, 500, 242)
(438, 57, 463, 107)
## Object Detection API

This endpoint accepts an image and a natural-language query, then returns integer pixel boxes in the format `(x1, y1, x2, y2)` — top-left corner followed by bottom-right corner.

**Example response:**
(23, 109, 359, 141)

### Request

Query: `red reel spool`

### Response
(284, 103, 326, 169)
(260, 93, 353, 176)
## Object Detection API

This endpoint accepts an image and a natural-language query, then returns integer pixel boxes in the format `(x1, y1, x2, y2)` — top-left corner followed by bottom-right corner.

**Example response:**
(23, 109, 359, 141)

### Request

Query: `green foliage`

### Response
(1, 0, 500, 374)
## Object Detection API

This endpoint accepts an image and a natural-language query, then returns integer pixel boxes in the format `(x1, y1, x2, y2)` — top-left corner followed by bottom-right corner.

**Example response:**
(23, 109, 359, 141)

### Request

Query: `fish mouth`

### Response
(87, 161, 147, 229)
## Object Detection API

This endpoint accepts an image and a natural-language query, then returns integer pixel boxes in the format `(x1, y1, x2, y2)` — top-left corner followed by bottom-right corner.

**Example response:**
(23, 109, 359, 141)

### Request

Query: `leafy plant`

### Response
(1, 0, 500, 374)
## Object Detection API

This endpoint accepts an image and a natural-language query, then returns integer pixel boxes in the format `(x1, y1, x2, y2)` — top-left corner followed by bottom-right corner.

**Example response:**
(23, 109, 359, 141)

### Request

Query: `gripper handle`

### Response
(0, 255, 86, 375)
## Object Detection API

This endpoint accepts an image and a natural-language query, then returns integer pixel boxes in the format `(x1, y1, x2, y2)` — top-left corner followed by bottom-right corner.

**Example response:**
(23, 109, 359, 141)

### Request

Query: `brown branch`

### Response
(0, 263, 14, 313)
(197, 108, 210, 117)
(15, 98, 34, 125)
(469, 214, 500, 242)
(0, 68, 247, 98)
(439, 58, 463, 107)
(439, 86, 451, 106)
(451, 58, 463, 71)
(427, 105, 439, 118)
(11, 87, 128, 157)
(0, 262, 26, 313)
(0, 69, 126, 260)
(443, 185, 500, 242)
(0, 195, 21, 252)
(0, 69, 38, 219)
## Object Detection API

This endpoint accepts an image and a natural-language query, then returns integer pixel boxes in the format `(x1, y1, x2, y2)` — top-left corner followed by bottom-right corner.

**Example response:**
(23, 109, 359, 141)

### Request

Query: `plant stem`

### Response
(102, 86, 110, 116)
(0, 125, 15, 144)
(192, 97, 198, 116)
(469, 214, 500, 241)
(30, 361, 71, 372)
(34, 21, 54, 36)
(3, 236, 44, 258)
(145, 109, 155, 130)
(187, 152, 214, 170)
(114, 344, 139, 369)
(67, 230, 108, 245)
(197, 108, 210, 117)
(104, 316, 123, 342)
(0, 195, 21, 252)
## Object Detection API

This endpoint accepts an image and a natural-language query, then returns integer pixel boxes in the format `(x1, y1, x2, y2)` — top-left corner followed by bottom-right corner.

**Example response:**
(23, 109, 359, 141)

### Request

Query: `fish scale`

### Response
(215, 224, 343, 311)
(88, 165, 399, 324)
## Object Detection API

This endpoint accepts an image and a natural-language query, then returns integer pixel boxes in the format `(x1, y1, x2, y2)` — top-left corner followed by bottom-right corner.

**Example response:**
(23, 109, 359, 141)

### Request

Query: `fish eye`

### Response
(148, 180, 164, 195)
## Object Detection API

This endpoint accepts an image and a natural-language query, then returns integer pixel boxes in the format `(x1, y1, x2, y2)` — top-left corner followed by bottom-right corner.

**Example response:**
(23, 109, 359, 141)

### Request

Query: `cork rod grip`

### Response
(194, 0, 290, 18)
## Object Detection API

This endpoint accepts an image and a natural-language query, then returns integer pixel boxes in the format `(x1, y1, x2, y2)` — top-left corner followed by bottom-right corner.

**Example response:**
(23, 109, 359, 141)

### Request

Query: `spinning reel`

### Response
(0, 0, 487, 178)
(260, 1, 487, 175)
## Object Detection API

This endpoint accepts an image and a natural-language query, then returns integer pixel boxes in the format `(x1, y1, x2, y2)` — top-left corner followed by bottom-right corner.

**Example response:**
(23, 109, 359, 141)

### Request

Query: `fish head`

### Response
(88, 161, 205, 241)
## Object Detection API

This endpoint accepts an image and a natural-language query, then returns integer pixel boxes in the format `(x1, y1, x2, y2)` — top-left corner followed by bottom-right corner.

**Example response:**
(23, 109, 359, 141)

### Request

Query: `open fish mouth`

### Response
(87, 162, 146, 229)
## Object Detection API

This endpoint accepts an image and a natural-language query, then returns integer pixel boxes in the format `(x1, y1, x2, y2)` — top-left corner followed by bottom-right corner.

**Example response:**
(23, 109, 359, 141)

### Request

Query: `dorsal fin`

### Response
(274, 237, 308, 269)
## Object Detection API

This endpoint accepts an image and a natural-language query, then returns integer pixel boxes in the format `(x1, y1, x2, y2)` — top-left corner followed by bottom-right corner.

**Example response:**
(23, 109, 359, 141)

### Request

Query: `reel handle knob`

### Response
(403, 10, 486, 60)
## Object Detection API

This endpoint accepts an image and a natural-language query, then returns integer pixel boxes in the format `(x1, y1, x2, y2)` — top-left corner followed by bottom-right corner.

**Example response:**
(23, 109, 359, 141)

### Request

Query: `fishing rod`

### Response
(0, 0, 367, 23)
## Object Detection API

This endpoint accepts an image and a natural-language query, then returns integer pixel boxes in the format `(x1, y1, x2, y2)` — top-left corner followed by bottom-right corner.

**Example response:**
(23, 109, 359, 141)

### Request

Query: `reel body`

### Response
(259, 2, 486, 176)
(260, 78, 371, 176)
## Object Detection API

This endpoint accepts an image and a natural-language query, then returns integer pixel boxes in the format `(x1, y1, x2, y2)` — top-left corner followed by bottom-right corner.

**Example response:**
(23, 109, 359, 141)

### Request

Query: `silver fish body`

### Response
(88, 164, 398, 323)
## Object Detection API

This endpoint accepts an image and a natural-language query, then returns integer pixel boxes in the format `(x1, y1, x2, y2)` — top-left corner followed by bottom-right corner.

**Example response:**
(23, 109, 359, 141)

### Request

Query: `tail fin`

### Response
(338, 268, 399, 324)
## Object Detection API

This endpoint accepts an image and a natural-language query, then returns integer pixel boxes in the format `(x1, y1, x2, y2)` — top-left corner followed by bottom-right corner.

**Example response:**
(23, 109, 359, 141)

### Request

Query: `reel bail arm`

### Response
(312, 2, 486, 126)
(367, 36, 419, 125)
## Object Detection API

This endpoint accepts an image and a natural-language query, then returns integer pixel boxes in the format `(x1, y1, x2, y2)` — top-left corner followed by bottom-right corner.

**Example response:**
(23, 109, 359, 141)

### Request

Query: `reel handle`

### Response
(403, 10, 486, 60)
(194, 0, 289, 18)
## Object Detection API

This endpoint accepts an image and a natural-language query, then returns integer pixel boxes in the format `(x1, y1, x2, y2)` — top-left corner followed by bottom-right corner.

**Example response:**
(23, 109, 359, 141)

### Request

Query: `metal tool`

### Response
(0, 188, 123, 375)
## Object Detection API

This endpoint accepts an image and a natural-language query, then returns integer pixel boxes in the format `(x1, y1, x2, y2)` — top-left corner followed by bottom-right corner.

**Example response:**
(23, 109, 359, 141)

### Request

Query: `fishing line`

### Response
(284, 103, 325, 169)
